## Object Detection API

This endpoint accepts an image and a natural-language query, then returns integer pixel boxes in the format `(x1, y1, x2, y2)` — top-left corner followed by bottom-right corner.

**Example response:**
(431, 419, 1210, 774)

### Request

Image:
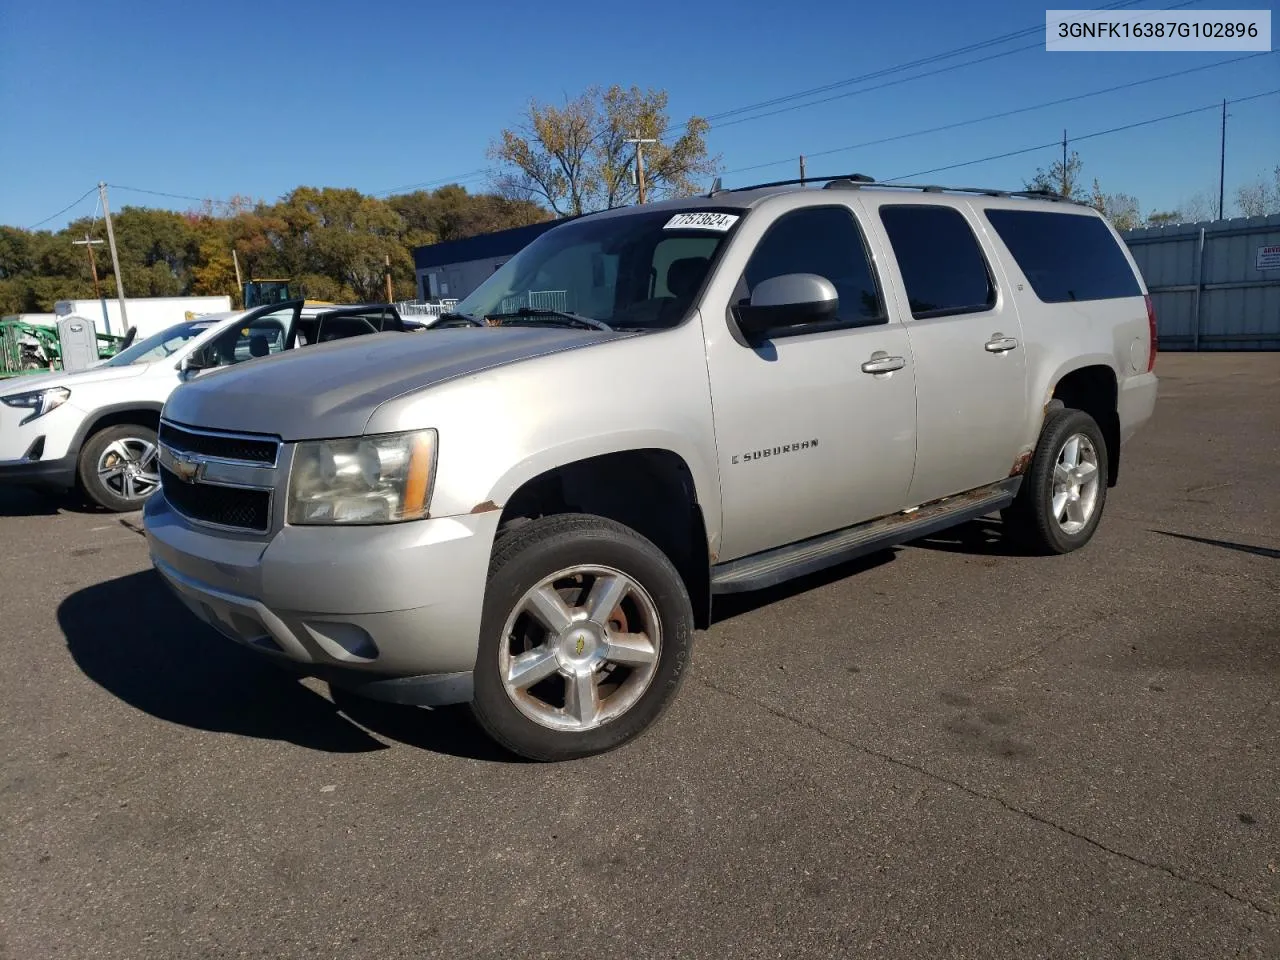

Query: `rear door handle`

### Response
(861, 354, 906, 374)
(985, 336, 1019, 353)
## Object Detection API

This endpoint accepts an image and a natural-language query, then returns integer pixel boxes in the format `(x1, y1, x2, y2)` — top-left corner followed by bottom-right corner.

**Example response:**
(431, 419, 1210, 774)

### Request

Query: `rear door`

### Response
(867, 200, 1029, 504)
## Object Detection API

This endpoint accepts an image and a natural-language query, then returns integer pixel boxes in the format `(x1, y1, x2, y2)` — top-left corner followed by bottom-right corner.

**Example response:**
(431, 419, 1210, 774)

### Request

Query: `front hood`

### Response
(162, 327, 633, 440)
(0, 363, 149, 397)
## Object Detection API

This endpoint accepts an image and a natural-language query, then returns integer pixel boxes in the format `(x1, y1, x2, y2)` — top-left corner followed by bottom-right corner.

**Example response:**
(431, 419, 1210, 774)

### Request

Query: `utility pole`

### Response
(232, 248, 244, 305)
(71, 234, 109, 332)
(384, 254, 394, 303)
(625, 136, 657, 204)
(1218, 99, 1227, 221)
(799, 155, 807, 185)
(98, 182, 127, 336)
(1061, 129, 1069, 197)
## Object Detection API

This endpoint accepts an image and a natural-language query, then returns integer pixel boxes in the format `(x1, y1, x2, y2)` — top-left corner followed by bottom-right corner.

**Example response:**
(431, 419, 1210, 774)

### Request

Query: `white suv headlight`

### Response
(287, 429, 437, 525)
(1, 386, 71, 425)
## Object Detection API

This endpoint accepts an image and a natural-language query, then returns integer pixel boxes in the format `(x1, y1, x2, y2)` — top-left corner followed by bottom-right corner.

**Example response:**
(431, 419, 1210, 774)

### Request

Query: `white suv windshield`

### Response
(455, 208, 740, 330)
(104, 319, 219, 366)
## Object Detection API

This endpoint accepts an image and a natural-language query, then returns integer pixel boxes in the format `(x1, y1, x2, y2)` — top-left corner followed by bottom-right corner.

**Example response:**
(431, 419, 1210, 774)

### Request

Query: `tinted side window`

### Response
(984, 208, 1141, 303)
(742, 206, 884, 327)
(878, 205, 995, 318)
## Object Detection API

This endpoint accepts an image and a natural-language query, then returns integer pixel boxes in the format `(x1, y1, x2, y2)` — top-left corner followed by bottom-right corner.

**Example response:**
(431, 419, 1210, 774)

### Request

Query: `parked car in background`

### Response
(0, 300, 412, 511)
(144, 176, 1159, 761)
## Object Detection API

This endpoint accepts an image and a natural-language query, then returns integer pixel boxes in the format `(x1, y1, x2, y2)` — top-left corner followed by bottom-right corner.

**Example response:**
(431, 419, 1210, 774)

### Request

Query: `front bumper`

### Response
(0, 451, 77, 491)
(0, 399, 85, 491)
(144, 493, 501, 706)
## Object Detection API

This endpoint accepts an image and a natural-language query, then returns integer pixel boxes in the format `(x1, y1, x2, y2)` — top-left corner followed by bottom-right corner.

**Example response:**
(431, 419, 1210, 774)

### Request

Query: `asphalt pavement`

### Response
(1, 352, 1277, 959)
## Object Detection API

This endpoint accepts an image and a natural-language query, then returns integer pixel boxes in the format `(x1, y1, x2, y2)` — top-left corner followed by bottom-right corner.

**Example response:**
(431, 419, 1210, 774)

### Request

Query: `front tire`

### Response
(78, 424, 161, 512)
(470, 514, 694, 762)
(1003, 407, 1109, 555)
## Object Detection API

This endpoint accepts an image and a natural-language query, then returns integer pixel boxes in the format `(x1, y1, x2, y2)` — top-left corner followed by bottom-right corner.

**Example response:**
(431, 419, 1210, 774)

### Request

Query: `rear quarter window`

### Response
(984, 208, 1141, 303)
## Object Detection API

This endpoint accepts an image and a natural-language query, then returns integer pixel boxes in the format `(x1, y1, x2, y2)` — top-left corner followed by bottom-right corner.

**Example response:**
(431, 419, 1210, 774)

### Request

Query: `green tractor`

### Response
(0, 318, 128, 380)
(242, 278, 294, 308)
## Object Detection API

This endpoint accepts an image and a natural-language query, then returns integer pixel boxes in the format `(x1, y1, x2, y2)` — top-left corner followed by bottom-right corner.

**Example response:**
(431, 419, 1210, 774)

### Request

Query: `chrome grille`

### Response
(158, 420, 279, 533)
(159, 421, 279, 465)
(160, 467, 272, 532)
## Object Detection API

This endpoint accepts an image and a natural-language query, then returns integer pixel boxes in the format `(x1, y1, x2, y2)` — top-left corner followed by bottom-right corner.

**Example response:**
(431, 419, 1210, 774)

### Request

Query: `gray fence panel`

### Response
(1122, 213, 1280, 350)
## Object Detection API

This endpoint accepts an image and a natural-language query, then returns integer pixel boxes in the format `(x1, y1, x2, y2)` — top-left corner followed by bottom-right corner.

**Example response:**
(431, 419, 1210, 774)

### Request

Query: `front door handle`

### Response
(985, 335, 1019, 353)
(861, 354, 906, 374)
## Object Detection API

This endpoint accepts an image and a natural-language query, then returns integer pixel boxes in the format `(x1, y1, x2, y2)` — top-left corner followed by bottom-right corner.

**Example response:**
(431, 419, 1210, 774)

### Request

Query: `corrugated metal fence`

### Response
(1122, 213, 1280, 350)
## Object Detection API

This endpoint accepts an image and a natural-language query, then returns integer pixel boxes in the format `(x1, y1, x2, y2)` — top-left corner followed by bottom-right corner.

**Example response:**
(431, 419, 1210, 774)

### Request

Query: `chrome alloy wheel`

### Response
(97, 437, 160, 501)
(499, 565, 662, 732)
(1050, 432, 1100, 535)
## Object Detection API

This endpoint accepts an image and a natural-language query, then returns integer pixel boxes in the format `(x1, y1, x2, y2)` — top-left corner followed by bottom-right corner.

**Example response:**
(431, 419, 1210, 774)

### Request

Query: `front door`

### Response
(701, 201, 919, 562)
(869, 200, 1029, 505)
(182, 300, 303, 381)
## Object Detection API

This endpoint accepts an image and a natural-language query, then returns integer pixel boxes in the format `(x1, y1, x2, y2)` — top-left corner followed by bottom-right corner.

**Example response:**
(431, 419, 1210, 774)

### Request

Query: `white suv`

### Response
(0, 301, 407, 511)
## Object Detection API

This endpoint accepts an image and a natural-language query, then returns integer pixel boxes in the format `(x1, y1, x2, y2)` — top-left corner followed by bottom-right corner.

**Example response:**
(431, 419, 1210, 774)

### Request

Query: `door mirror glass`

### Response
(734, 273, 839, 341)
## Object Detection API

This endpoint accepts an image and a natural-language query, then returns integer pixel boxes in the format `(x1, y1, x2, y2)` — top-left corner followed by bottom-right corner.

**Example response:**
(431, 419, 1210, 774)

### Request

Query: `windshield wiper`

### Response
(485, 307, 614, 332)
(432, 311, 483, 327)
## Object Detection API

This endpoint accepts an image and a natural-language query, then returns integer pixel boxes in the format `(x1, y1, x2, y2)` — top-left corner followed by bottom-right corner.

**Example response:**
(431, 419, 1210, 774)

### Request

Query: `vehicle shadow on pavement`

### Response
(59, 570, 391, 754)
(328, 693, 527, 764)
(0, 487, 117, 518)
(0, 488, 73, 517)
(907, 517, 1037, 557)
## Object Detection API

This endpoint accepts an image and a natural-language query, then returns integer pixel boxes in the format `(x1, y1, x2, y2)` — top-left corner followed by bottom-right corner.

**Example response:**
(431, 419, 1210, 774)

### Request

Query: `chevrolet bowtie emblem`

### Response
(171, 452, 201, 483)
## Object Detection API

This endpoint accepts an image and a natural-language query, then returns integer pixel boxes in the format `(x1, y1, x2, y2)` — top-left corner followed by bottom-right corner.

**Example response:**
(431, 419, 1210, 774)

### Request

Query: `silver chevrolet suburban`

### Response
(143, 175, 1159, 761)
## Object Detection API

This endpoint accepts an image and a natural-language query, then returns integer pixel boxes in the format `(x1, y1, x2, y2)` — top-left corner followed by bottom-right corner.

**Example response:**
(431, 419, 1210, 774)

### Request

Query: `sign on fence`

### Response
(1257, 244, 1280, 271)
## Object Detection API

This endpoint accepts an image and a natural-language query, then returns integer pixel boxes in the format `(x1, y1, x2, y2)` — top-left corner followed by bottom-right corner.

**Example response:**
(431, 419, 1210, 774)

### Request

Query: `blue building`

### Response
(413, 219, 563, 301)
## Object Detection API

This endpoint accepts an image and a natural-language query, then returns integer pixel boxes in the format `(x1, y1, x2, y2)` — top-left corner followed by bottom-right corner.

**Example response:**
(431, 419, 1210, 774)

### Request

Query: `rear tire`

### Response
(78, 424, 161, 512)
(470, 514, 694, 762)
(1002, 407, 1109, 555)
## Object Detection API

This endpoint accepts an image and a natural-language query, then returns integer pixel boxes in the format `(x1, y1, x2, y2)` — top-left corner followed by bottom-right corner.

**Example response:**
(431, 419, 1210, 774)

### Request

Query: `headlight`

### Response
(1, 387, 71, 425)
(287, 429, 437, 525)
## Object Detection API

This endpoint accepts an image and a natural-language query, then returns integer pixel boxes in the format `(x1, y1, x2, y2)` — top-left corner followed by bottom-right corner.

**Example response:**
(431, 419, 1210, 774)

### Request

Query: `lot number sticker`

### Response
(1257, 244, 1280, 271)
(665, 212, 739, 231)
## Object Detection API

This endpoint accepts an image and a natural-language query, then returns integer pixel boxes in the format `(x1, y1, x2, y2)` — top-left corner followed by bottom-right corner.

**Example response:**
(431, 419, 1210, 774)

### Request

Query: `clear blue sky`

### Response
(1, 0, 1276, 229)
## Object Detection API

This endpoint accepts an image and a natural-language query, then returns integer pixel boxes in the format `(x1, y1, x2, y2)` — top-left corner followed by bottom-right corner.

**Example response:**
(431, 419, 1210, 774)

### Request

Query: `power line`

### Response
(660, 0, 1156, 138)
(26, 186, 97, 230)
(371, 169, 491, 197)
(109, 184, 247, 208)
(663, 0, 1208, 140)
(720, 50, 1275, 180)
(882, 87, 1280, 183)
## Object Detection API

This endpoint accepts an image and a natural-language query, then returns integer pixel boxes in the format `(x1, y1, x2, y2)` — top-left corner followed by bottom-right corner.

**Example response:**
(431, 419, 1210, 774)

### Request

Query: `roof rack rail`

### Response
(708, 172, 876, 196)
(706, 174, 1089, 205)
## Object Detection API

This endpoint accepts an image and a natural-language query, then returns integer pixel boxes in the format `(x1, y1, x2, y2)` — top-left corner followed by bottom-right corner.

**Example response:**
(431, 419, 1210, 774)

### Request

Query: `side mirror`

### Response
(733, 273, 839, 342)
(178, 352, 209, 374)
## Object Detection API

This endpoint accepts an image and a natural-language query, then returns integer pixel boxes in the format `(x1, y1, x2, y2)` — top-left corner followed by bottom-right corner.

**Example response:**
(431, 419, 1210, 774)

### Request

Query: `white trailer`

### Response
(53, 295, 233, 340)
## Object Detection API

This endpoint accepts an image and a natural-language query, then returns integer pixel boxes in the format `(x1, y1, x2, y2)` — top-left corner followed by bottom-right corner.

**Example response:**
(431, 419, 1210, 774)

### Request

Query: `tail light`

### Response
(1144, 294, 1158, 372)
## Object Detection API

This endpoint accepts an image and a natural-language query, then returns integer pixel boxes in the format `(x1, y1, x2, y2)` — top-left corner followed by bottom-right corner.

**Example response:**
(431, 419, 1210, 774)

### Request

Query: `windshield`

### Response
(454, 208, 741, 330)
(103, 318, 222, 366)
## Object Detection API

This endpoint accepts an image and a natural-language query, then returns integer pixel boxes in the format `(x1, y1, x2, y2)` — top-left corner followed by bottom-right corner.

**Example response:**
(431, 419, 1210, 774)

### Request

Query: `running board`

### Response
(710, 478, 1021, 595)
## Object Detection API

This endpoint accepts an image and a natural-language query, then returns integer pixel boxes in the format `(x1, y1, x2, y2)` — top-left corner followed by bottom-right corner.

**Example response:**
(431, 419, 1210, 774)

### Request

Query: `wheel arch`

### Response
(1046, 362, 1121, 486)
(491, 446, 714, 629)
(70, 402, 164, 457)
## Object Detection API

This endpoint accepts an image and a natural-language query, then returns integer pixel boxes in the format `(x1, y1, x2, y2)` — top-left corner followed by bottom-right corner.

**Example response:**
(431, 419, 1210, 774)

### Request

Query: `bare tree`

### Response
(1235, 166, 1280, 217)
(1179, 190, 1218, 223)
(489, 85, 720, 216)
(1026, 151, 1086, 199)
(1088, 179, 1142, 231)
